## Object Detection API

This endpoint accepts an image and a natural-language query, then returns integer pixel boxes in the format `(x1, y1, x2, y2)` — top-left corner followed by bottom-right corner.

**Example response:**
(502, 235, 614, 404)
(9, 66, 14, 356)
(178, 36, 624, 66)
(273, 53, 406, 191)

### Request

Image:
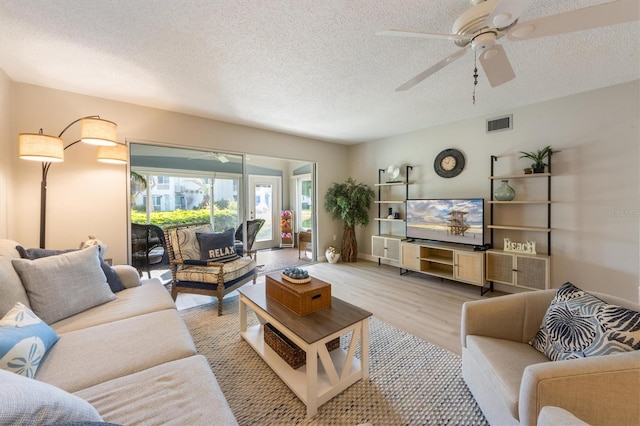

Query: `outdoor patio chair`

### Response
(163, 222, 257, 315)
(234, 218, 265, 261)
(131, 223, 168, 278)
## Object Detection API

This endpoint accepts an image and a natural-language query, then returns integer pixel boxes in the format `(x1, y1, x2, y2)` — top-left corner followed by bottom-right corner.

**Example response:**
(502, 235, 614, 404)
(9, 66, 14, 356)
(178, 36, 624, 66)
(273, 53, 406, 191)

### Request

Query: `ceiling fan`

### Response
(379, 0, 639, 91)
(188, 152, 230, 163)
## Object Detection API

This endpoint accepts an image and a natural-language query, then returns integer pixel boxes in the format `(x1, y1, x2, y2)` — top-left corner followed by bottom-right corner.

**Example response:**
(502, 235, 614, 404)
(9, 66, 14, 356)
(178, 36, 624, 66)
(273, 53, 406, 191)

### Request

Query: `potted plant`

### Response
(523, 167, 533, 174)
(324, 178, 374, 262)
(519, 145, 553, 173)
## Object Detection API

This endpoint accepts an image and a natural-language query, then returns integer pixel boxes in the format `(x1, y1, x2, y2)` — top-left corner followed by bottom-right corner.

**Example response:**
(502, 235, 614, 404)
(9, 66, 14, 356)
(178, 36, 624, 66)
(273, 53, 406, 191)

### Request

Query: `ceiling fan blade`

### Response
(377, 30, 469, 42)
(508, 0, 639, 41)
(188, 152, 229, 162)
(396, 47, 469, 92)
(484, 0, 535, 29)
(478, 44, 515, 88)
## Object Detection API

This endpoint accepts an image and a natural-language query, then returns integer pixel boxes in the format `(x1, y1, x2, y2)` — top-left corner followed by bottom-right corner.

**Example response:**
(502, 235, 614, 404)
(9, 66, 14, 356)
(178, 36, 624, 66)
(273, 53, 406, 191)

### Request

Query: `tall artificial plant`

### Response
(324, 178, 375, 262)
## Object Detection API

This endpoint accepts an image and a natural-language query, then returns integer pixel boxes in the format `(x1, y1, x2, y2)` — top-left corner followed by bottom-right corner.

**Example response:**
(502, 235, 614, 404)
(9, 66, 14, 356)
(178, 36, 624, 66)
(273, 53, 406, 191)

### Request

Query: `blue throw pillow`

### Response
(15, 245, 125, 293)
(99, 260, 126, 293)
(0, 302, 59, 377)
(530, 282, 640, 361)
(196, 229, 240, 263)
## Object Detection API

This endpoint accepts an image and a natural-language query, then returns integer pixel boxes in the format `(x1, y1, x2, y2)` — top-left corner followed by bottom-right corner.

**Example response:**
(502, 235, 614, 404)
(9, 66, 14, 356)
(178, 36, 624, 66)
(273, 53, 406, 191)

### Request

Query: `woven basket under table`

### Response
(264, 323, 340, 369)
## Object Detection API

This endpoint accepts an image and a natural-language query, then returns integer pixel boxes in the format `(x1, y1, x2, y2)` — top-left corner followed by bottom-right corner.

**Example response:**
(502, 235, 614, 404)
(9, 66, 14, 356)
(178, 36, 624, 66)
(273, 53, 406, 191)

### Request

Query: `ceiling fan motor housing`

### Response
(471, 31, 497, 51)
(452, 0, 497, 47)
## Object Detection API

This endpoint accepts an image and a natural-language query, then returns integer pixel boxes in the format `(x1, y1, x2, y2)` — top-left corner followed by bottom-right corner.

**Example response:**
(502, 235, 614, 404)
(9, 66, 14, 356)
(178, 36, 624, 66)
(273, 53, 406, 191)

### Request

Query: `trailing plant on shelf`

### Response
(324, 178, 374, 262)
(519, 145, 554, 173)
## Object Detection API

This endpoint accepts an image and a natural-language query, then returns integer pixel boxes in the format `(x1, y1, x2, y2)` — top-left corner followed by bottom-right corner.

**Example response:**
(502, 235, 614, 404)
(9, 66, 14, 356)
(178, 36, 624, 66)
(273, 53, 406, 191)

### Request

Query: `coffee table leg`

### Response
(361, 318, 370, 380)
(239, 296, 247, 335)
(306, 342, 319, 418)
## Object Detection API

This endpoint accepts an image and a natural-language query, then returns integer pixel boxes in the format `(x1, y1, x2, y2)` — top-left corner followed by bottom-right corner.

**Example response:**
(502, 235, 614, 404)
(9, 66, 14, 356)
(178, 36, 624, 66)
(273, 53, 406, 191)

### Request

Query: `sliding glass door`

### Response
(129, 143, 317, 269)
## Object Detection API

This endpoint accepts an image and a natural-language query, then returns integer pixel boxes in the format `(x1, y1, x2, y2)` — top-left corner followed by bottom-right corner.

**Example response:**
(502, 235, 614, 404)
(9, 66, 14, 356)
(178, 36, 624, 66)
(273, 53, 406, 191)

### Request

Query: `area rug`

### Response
(180, 296, 488, 426)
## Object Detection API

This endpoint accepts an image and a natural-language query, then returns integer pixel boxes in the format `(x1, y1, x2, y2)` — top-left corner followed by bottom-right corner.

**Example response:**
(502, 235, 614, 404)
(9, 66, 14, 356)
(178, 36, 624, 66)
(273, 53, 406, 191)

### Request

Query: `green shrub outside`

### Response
(131, 208, 238, 232)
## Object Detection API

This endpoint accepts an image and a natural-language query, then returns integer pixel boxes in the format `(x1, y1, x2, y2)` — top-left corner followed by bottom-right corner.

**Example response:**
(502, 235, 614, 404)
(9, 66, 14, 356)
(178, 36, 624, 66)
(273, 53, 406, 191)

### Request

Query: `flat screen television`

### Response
(406, 198, 484, 246)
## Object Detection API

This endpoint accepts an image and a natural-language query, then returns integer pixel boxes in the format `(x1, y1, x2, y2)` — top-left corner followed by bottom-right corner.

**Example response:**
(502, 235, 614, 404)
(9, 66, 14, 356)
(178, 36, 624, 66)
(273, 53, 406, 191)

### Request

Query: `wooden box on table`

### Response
(265, 273, 331, 316)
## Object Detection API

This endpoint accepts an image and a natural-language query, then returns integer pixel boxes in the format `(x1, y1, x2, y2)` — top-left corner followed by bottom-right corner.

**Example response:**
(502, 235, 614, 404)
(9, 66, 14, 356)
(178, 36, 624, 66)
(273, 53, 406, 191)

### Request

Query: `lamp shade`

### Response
(97, 142, 128, 164)
(19, 133, 64, 162)
(80, 118, 117, 146)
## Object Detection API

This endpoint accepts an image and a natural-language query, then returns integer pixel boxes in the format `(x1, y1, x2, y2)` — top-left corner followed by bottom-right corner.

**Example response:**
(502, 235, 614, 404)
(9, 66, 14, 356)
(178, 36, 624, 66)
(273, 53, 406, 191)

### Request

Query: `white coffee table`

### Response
(238, 282, 372, 418)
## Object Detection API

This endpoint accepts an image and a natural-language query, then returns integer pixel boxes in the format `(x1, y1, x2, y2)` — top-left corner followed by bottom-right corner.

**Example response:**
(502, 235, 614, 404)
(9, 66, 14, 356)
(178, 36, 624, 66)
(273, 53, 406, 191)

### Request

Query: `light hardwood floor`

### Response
(173, 259, 505, 356)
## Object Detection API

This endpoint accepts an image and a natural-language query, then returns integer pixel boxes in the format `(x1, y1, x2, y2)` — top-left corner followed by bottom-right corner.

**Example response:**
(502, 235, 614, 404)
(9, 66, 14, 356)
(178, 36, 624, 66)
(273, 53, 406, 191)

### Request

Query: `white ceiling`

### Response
(1, 0, 638, 144)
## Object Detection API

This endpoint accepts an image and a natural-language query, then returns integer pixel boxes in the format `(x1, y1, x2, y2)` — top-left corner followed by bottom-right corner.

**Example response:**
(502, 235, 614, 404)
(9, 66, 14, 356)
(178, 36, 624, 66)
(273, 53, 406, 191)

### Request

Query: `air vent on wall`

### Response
(486, 114, 513, 133)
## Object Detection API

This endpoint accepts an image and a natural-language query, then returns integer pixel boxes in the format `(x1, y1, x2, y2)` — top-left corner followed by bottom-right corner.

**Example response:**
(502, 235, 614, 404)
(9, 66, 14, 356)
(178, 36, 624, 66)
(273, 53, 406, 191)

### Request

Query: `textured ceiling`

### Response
(0, 0, 638, 144)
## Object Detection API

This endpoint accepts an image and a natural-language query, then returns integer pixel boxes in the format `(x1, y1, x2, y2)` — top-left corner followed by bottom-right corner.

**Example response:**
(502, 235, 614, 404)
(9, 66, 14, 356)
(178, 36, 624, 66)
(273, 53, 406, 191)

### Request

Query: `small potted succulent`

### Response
(523, 167, 533, 174)
(519, 145, 554, 173)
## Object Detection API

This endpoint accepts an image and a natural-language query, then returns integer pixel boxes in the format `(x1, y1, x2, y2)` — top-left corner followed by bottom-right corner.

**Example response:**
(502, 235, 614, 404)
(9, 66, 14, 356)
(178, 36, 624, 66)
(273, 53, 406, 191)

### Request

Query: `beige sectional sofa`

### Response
(0, 239, 238, 425)
(461, 288, 640, 426)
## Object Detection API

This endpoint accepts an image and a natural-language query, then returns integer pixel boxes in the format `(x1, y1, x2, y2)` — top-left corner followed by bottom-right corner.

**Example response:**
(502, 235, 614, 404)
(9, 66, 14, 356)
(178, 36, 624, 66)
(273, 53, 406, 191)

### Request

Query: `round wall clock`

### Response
(434, 148, 465, 178)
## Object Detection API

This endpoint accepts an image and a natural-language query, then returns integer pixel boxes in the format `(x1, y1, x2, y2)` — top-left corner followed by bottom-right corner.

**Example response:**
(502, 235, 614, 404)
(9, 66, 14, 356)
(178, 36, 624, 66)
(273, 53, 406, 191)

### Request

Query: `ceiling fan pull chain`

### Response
(472, 52, 478, 105)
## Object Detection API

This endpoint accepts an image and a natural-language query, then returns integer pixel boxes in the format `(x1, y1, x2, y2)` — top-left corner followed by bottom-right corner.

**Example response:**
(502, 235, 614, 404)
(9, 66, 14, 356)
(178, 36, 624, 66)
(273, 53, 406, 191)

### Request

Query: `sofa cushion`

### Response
(0, 369, 103, 424)
(16, 245, 125, 293)
(12, 246, 116, 324)
(75, 355, 238, 426)
(530, 282, 640, 361)
(464, 335, 549, 421)
(0, 302, 59, 377)
(15, 245, 76, 259)
(50, 279, 176, 334)
(99, 259, 126, 293)
(176, 256, 256, 284)
(197, 229, 240, 263)
(35, 309, 196, 393)
(0, 258, 31, 318)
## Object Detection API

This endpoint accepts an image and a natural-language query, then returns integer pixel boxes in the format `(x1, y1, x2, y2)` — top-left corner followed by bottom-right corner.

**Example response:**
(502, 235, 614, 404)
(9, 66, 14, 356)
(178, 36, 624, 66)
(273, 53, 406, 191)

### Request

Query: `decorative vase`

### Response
(326, 250, 340, 264)
(494, 180, 516, 201)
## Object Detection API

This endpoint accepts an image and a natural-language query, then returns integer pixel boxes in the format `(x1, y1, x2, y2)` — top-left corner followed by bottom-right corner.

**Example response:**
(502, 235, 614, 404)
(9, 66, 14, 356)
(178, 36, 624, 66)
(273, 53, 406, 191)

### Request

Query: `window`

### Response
(131, 170, 240, 231)
(157, 176, 170, 190)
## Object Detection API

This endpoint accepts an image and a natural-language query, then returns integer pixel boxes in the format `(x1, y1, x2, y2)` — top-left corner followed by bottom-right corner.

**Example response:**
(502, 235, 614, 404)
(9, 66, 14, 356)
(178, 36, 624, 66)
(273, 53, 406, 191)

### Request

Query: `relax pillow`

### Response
(15, 245, 125, 293)
(0, 302, 59, 377)
(530, 282, 640, 361)
(12, 246, 116, 324)
(197, 229, 240, 263)
(0, 369, 103, 424)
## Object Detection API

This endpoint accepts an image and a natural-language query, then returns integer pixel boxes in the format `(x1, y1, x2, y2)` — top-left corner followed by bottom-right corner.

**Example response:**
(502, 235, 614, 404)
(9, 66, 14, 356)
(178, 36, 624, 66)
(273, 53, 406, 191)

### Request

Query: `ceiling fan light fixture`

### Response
(492, 13, 512, 28)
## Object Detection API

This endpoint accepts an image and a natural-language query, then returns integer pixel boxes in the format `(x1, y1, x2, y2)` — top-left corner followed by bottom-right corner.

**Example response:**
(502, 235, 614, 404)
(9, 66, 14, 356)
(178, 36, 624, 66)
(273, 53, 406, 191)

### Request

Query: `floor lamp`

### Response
(19, 116, 128, 248)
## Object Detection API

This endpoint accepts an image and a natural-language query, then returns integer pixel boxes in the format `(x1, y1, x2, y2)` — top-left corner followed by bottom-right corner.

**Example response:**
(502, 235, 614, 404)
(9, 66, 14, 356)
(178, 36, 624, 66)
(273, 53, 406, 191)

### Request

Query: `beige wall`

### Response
(9, 83, 349, 264)
(349, 80, 640, 302)
(5, 78, 639, 302)
(0, 69, 12, 239)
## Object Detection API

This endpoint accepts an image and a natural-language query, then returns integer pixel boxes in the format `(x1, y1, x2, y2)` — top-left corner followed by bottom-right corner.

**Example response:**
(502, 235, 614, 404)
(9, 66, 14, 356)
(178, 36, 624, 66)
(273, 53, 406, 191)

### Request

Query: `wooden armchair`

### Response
(163, 222, 257, 315)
